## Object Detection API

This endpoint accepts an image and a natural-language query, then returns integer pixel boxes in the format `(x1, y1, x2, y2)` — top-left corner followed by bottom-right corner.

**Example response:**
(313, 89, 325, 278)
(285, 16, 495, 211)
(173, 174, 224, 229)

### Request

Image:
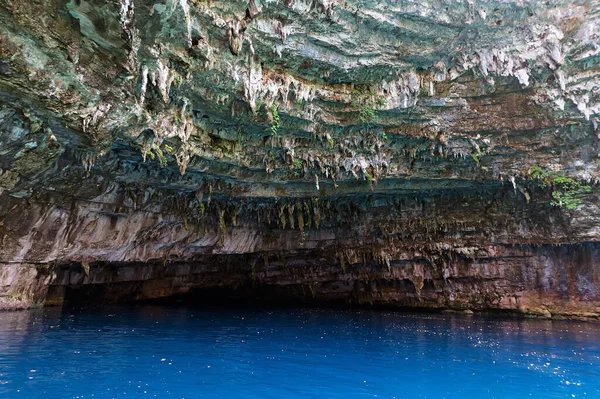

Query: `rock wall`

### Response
(2, 182, 600, 317)
(0, 0, 599, 316)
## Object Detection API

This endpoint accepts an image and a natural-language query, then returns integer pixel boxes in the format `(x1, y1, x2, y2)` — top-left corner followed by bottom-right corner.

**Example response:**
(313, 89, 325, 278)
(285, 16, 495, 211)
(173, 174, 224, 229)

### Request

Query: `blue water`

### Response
(0, 306, 599, 399)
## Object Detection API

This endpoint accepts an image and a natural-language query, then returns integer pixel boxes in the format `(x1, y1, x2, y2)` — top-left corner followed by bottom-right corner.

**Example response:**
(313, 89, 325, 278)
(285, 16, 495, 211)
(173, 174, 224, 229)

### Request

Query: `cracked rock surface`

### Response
(0, 0, 599, 316)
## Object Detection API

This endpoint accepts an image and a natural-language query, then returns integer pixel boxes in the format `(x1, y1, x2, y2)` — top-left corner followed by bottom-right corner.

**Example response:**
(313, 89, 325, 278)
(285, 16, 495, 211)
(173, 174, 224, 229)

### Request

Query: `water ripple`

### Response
(0, 306, 599, 399)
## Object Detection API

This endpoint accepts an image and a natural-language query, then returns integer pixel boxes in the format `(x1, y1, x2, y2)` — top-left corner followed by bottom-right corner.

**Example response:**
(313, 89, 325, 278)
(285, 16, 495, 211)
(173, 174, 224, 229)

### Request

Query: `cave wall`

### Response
(2, 183, 600, 317)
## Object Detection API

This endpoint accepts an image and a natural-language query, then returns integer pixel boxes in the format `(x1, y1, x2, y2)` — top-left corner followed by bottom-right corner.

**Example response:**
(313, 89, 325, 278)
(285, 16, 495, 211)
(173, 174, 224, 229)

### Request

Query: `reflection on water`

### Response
(1, 305, 599, 398)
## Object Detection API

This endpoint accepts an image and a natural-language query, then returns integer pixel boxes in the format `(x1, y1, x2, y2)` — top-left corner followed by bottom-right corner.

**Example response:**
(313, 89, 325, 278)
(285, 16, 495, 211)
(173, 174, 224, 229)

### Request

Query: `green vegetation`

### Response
(154, 146, 167, 167)
(141, 144, 168, 167)
(163, 144, 175, 155)
(173, 73, 185, 89)
(268, 103, 280, 136)
(351, 88, 387, 123)
(356, 104, 377, 122)
(529, 165, 592, 209)
(470, 150, 484, 166)
(292, 158, 302, 169)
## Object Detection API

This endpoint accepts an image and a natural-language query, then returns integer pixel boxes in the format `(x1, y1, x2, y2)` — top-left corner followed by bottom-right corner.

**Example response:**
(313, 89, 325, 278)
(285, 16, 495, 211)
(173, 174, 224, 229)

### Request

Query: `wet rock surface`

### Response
(0, 0, 599, 316)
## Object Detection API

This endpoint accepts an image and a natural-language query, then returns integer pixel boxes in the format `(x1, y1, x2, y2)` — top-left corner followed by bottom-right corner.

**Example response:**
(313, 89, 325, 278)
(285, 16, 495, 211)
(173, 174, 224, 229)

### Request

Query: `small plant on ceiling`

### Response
(351, 88, 387, 123)
(268, 103, 280, 137)
(529, 165, 592, 210)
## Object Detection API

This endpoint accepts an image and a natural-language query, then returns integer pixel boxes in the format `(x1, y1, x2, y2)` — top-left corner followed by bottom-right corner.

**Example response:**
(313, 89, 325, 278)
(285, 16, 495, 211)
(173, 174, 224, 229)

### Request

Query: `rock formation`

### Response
(0, 0, 599, 317)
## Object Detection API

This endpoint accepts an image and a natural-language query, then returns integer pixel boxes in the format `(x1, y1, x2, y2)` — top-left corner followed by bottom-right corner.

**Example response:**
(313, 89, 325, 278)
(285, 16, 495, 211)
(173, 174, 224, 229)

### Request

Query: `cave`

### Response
(0, 0, 599, 320)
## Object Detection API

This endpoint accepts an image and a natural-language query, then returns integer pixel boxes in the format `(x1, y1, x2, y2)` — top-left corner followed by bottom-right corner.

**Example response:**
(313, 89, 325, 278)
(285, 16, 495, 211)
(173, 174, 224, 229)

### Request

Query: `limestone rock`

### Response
(0, 0, 598, 316)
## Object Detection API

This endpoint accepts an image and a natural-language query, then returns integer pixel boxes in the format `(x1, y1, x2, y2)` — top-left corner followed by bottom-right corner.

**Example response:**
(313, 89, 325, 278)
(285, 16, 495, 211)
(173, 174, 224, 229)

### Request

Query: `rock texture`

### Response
(0, 0, 600, 317)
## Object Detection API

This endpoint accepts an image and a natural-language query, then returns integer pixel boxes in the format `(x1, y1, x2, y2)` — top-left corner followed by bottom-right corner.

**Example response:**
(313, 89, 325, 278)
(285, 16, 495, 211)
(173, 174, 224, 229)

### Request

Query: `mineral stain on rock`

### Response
(0, 0, 599, 317)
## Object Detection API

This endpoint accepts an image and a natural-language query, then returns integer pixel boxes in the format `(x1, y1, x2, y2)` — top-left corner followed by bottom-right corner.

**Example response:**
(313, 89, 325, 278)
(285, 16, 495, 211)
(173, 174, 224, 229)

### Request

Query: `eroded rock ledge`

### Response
(0, 0, 599, 316)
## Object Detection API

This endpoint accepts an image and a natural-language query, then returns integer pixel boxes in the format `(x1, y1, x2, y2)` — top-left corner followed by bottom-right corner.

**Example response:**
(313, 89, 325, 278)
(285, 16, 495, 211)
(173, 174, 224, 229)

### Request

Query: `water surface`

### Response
(1, 305, 599, 398)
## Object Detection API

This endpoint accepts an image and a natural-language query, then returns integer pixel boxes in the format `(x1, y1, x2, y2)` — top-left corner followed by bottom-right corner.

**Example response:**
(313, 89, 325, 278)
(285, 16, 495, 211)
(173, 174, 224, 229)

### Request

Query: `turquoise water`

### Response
(0, 306, 599, 399)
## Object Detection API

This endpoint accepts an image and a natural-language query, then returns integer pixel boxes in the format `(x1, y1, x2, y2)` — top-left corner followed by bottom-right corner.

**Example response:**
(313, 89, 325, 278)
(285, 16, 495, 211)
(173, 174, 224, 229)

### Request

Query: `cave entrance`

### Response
(47, 261, 433, 310)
